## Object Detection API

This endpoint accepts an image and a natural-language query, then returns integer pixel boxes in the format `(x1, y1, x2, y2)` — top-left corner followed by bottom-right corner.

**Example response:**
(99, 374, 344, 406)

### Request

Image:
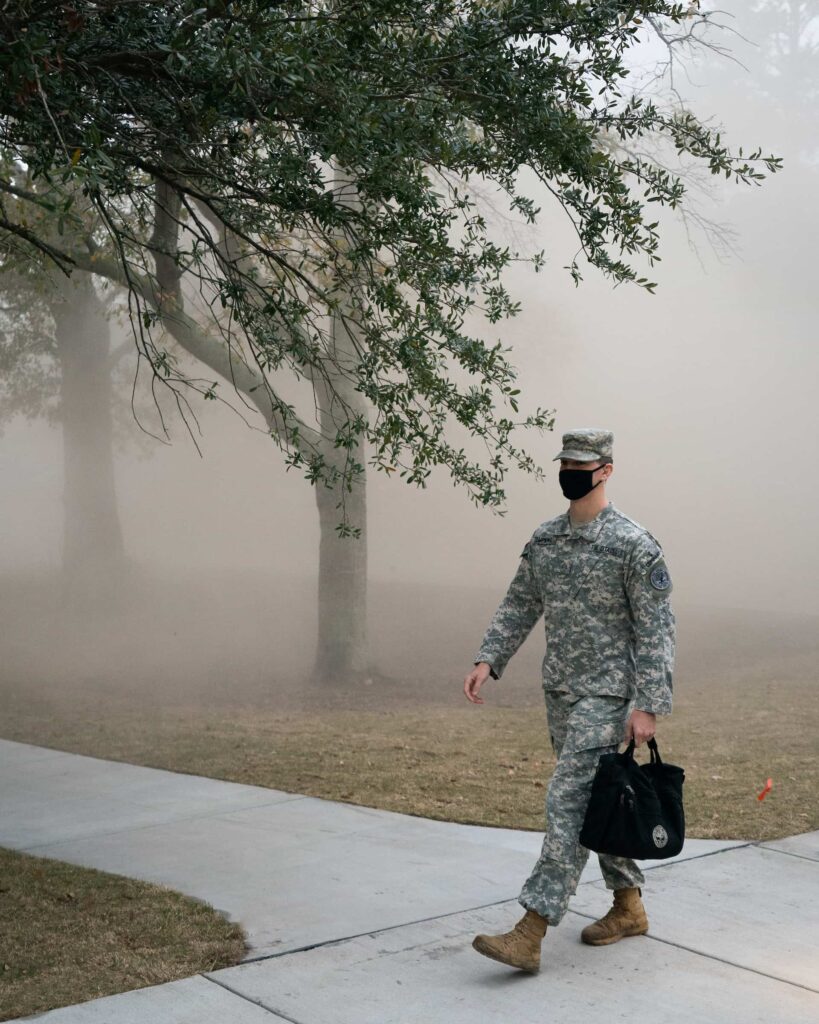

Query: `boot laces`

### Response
(601, 892, 634, 925)
(515, 912, 546, 939)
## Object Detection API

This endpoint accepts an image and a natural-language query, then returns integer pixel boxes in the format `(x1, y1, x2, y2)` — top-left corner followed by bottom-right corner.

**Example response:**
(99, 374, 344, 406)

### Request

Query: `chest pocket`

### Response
(565, 545, 609, 598)
(576, 548, 627, 608)
(532, 536, 596, 602)
(530, 536, 569, 602)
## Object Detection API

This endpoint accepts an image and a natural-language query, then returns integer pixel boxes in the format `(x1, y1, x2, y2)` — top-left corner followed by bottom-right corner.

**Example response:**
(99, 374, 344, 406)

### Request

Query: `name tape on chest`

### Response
(590, 542, 626, 558)
(530, 536, 625, 558)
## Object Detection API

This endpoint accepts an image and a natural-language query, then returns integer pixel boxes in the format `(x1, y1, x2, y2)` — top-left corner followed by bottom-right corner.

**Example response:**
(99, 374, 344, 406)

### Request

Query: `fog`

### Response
(2, 4, 817, 714)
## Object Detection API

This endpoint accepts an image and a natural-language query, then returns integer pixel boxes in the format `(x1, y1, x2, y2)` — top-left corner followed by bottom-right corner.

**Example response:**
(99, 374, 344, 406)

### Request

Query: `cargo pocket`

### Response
(562, 695, 630, 754)
(543, 689, 573, 757)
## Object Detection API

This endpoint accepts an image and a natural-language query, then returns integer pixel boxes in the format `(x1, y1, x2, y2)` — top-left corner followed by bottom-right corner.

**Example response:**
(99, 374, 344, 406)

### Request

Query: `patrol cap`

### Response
(552, 427, 613, 463)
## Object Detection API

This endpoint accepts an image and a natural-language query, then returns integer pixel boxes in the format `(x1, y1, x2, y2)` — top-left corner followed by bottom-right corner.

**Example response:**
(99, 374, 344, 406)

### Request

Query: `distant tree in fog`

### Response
(0, 214, 157, 601)
(698, 1, 819, 163)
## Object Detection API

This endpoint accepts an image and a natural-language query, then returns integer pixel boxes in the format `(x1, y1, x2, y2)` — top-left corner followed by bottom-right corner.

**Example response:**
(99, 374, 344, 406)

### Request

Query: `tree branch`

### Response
(67, 247, 322, 451)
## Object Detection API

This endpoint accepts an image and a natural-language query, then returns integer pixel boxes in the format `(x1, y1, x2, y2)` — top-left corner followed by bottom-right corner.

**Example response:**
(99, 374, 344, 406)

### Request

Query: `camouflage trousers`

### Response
(517, 689, 645, 925)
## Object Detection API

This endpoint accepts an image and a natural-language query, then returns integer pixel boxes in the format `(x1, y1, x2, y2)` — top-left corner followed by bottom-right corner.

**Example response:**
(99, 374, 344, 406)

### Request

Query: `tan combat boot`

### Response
(580, 886, 649, 946)
(472, 909, 549, 973)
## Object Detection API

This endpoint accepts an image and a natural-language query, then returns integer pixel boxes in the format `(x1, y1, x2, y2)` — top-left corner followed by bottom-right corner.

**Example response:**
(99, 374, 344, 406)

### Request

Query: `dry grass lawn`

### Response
(2, 682, 815, 843)
(0, 847, 246, 1022)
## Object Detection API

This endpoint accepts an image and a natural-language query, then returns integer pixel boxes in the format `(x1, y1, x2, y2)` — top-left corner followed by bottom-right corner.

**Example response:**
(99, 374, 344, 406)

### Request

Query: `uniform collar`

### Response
(555, 500, 616, 540)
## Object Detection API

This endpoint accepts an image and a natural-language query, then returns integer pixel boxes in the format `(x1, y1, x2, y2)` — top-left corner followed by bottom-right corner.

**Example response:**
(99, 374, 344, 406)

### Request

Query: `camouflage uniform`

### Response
(473, 429, 675, 925)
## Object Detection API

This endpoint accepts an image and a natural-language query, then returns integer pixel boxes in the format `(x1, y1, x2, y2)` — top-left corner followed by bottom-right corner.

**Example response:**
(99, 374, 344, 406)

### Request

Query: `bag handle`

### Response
(623, 737, 664, 763)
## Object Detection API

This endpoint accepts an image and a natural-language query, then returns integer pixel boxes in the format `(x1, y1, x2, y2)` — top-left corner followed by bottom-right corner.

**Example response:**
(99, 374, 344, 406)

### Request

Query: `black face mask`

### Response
(559, 465, 606, 500)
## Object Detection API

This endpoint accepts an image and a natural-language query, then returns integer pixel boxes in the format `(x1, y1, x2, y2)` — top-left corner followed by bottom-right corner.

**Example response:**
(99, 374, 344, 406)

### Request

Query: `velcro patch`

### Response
(647, 559, 672, 595)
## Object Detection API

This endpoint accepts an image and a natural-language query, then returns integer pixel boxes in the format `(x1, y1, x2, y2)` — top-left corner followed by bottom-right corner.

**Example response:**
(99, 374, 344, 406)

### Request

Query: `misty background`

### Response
(2, 2, 817, 714)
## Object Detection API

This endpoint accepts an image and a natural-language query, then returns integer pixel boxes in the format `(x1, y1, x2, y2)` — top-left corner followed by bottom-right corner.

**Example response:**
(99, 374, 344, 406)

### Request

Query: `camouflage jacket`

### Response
(474, 501, 675, 714)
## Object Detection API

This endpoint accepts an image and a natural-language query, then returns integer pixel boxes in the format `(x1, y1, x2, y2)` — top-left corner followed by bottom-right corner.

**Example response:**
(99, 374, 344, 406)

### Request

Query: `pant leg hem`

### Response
(602, 876, 646, 891)
(518, 895, 562, 925)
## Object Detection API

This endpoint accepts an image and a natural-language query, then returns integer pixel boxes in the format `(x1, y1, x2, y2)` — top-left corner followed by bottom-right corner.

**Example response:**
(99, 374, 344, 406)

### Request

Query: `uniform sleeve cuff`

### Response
(475, 659, 499, 680)
(634, 702, 671, 715)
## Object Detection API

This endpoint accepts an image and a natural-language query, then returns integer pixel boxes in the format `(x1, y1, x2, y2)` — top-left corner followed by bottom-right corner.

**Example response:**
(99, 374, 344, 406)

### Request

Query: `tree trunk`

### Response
(52, 274, 128, 605)
(310, 161, 370, 684)
(313, 464, 368, 683)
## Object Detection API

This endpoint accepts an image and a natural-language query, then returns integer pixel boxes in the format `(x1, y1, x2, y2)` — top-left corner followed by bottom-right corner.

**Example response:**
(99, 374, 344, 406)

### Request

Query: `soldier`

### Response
(463, 427, 675, 973)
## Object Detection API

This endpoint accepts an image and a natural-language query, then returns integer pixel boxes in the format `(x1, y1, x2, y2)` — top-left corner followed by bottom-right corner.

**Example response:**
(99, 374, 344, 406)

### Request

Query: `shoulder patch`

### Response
(646, 557, 673, 596)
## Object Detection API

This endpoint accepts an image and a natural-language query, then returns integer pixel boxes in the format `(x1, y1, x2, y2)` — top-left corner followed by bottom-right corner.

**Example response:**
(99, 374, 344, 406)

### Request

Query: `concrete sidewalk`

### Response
(1, 738, 816, 1022)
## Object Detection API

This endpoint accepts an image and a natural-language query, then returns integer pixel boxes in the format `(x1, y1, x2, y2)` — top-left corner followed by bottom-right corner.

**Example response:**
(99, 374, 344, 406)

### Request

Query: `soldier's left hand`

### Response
(624, 709, 656, 746)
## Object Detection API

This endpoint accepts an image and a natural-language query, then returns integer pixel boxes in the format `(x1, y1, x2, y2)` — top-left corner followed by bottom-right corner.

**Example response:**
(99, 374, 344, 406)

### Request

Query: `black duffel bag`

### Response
(579, 736, 685, 859)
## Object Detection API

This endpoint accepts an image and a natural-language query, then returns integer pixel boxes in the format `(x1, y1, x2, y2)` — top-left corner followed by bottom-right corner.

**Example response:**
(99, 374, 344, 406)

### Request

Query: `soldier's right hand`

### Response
(463, 663, 492, 704)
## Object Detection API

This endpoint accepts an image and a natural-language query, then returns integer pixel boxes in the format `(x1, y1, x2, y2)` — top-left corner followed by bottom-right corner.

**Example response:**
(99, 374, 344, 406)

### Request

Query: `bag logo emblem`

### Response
(652, 824, 669, 848)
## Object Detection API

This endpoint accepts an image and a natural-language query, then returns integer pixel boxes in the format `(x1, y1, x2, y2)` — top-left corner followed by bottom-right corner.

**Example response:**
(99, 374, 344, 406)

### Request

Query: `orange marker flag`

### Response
(757, 778, 773, 801)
